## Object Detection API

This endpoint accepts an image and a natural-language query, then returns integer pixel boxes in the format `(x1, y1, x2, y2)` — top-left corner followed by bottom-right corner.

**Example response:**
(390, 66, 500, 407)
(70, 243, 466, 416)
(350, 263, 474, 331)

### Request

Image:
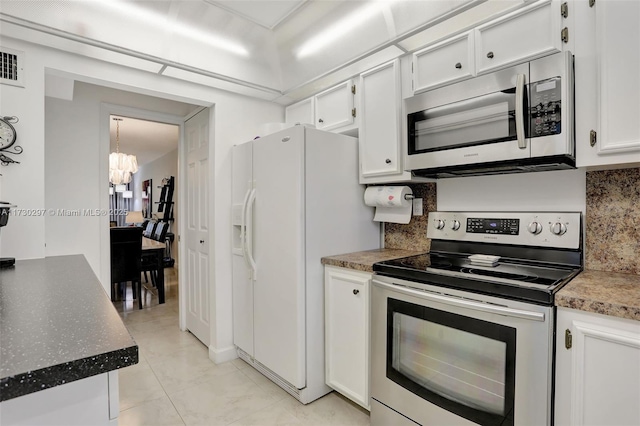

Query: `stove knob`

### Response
(551, 222, 567, 235)
(450, 220, 460, 231)
(434, 219, 445, 230)
(528, 221, 542, 235)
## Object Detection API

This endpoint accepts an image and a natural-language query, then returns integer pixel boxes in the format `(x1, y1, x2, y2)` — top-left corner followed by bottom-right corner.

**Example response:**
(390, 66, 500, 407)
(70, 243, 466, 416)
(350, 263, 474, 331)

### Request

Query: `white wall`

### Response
(45, 83, 192, 276)
(437, 168, 587, 213)
(133, 149, 179, 266)
(0, 35, 284, 362)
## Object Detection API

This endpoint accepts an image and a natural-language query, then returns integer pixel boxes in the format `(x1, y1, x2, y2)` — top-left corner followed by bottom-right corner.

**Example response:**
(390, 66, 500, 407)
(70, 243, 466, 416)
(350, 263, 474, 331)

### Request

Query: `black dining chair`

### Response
(141, 222, 169, 287)
(152, 221, 169, 242)
(110, 226, 144, 309)
(142, 221, 157, 238)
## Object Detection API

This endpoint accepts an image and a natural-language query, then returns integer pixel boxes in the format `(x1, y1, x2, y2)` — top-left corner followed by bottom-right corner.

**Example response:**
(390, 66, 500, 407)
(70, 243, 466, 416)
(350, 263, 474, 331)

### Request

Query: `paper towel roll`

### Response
(364, 186, 413, 224)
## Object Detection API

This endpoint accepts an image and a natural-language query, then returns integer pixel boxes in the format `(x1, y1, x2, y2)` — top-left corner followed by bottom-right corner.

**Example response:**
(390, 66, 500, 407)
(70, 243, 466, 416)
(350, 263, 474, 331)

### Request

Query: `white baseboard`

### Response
(208, 344, 237, 364)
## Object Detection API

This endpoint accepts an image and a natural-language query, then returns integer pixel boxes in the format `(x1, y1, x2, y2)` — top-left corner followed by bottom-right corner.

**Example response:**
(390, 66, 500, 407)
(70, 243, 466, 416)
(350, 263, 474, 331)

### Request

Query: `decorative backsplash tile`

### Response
(384, 183, 437, 252)
(585, 168, 640, 275)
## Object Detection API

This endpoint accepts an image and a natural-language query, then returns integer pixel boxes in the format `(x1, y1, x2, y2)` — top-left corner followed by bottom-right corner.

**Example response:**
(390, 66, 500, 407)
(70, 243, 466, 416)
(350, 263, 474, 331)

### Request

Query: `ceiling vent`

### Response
(0, 47, 25, 87)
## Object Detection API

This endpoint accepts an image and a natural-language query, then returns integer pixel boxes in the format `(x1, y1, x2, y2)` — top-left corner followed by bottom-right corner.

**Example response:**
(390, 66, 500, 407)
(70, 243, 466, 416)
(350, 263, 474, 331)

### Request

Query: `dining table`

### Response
(142, 236, 166, 304)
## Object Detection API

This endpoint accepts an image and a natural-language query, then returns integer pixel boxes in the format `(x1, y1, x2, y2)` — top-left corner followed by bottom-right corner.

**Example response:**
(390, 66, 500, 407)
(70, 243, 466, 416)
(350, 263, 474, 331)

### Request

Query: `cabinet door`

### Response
(556, 308, 640, 425)
(325, 266, 370, 410)
(475, 0, 563, 75)
(359, 60, 403, 181)
(285, 98, 314, 125)
(315, 80, 355, 132)
(576, 0, 640, 168)
(413, 31, 475, 93)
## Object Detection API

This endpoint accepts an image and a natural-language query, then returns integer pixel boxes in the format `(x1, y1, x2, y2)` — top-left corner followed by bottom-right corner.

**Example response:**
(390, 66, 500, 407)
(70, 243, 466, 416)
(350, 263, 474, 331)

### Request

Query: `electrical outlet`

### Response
(412, 198, 423, 216)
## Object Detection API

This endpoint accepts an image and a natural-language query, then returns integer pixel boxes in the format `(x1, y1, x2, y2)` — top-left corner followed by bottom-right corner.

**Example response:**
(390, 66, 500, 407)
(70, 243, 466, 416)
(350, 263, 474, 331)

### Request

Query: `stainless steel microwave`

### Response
(404, 51, 575, 178)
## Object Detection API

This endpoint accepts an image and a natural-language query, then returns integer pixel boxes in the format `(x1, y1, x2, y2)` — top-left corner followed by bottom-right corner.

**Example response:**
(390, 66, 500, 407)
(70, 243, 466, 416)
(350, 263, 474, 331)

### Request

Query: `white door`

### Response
(184, 109, 210, 346)
(231, 141, 254, 356)
(252, 126, 306, 388)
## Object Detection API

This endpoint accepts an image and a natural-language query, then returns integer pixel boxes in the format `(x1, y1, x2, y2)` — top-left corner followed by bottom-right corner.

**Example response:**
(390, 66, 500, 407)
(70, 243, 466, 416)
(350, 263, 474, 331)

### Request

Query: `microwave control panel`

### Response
(530, 77, 562, 138)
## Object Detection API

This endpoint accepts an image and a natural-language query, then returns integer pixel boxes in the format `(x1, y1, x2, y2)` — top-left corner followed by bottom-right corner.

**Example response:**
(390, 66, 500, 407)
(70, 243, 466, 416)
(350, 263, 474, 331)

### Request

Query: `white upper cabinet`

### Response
(315, 80, 356, 132)
(359, 59, 413, 184)
(575, 0, 640, 168)
(285, 98, 314, 125)
(411, 0, 569, 95)
(285, 80, 356, 135)
(412, 31, 475, 93)
(475, 0, 564, 75)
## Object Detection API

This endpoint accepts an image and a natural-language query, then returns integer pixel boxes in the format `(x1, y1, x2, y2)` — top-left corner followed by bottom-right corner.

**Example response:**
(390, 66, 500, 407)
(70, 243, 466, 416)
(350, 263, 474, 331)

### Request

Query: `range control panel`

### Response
(427, 211, 581, 250)
(467, 218, 520, 235)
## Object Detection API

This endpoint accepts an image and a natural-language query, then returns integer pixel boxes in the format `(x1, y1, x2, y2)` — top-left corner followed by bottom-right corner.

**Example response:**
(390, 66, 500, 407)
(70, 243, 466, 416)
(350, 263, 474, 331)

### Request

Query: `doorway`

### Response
(108, 114, 180, 312)
(44, 78, 212, 327)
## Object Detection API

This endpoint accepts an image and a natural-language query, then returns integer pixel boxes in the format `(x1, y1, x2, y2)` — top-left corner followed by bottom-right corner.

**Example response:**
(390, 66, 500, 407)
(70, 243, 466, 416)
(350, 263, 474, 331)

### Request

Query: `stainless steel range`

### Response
(370, 211, 582, 426)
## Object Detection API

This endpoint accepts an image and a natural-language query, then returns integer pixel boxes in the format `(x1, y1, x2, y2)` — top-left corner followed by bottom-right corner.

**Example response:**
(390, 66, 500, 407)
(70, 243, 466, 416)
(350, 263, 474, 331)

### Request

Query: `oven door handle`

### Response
(373, 279, 545, 322)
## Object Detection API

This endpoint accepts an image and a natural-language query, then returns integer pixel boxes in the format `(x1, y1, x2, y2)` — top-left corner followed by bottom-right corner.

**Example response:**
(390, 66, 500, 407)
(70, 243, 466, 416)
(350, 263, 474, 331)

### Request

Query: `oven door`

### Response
(371, 275, 554, 426)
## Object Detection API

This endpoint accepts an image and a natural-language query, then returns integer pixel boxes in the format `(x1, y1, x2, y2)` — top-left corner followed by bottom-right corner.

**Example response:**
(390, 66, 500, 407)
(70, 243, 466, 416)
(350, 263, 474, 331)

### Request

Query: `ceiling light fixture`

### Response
(296, 0, 397, 59)
(109, 118, 138, 185)
(97, 0, 249, 57)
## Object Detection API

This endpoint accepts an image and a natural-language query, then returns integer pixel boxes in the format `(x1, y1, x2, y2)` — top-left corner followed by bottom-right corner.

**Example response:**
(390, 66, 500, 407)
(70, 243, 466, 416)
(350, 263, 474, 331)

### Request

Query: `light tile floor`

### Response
(115, 268, 371, 426)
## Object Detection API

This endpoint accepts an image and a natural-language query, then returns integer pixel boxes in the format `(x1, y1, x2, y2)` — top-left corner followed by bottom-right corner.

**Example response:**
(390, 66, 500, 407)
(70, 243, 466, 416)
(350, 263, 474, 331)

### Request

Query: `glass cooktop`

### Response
(373, 252, 582, 305)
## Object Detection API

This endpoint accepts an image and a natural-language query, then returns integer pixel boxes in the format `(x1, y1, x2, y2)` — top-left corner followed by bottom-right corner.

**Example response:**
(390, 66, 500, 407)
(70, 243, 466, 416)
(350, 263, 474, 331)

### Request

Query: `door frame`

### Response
(100, 103, 208, 331)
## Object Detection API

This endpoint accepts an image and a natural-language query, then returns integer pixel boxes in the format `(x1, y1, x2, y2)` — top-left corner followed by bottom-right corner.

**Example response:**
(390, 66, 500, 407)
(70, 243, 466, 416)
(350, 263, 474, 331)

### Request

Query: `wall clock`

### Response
(0, 116, 22, 166)
(0, 116, 17, 150)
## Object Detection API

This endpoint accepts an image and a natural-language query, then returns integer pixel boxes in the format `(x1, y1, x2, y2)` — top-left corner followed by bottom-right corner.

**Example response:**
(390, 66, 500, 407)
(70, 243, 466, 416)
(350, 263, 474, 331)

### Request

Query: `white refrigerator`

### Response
(231, 125, 380, 404)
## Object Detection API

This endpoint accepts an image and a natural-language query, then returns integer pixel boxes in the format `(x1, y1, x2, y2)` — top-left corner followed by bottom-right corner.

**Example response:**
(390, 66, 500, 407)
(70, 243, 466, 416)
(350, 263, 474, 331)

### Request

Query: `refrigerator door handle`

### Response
(245, 188, 257, 280)
(240, 188, 251, 269)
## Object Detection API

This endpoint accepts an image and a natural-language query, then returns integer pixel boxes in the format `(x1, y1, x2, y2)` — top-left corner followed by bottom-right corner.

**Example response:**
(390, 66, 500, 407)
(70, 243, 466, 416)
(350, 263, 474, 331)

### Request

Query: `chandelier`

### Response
(109, 117, 138, 185)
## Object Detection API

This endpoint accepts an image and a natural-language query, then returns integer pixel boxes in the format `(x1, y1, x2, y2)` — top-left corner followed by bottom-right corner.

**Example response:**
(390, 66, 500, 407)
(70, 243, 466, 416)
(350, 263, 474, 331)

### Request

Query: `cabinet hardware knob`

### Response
(353, 289, 359, 295)
(318, 118, 324, 123)
(200, 239, 205, 244)
(385, 158, 391, 164)
(455, 62, 462, 69)
(487, 51, 494, 59)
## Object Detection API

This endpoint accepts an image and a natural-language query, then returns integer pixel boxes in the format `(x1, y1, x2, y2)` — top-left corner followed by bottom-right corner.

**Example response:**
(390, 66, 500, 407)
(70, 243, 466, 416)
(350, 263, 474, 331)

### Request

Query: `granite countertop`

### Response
(322, 250, 640, 323)
(556, 269, 640, 322)
(0, 255, 138, 402)
(321, 248, 426, 273)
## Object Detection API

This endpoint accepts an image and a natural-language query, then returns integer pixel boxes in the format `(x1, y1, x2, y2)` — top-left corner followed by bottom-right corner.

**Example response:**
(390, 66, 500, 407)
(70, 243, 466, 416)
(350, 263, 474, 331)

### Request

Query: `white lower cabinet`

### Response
(324, 265, 371, 410)
(0, 371, 119, 426)
(555, 307, 640, 425)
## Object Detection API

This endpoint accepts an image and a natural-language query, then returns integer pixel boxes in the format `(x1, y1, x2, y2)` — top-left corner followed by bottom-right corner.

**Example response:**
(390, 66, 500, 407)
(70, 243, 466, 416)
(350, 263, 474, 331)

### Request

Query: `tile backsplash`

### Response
(384, 183, 437, 252)
(585, 168, 640, 275)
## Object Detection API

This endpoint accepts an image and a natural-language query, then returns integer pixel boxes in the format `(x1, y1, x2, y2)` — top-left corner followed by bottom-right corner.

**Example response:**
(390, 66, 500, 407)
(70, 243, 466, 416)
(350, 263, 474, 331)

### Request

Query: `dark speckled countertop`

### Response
(0, 255, 138, 402)
(321, 248, 427, 273)
(556, 270, 640, 322)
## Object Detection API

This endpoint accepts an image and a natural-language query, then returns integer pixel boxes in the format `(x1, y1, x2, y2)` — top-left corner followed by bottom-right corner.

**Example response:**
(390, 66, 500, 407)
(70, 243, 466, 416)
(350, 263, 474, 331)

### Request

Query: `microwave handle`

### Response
(516, 74, 526, 149)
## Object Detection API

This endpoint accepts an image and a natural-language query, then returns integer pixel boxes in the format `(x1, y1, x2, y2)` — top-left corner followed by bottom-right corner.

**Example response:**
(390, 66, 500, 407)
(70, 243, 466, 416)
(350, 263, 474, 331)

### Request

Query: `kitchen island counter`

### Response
(556, 269, 640, 322)
(0, 255, 138, 403)
(321, 248, 427, 273)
